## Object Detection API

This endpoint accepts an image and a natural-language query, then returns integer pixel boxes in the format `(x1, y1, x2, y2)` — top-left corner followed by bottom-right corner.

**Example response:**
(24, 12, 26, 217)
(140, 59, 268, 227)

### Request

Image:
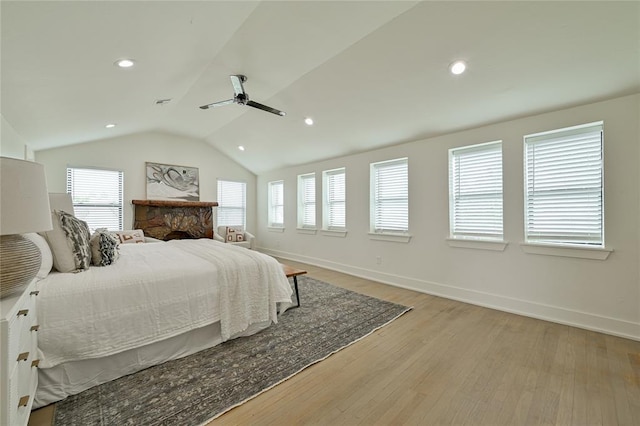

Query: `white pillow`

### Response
(225, 226, 245, 243)
(23, 233, 53, 279)
(112, 229, 146, 244)
(40, 210, 76, 273)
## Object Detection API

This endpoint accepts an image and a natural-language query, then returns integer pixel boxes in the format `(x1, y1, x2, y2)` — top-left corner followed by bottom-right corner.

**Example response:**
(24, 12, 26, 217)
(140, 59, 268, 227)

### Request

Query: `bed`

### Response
(32, 195, 293, 408)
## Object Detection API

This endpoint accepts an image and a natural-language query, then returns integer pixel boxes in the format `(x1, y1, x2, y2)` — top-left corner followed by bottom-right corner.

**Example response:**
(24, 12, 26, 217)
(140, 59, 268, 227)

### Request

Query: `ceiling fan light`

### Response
(450, 60, 466, 75)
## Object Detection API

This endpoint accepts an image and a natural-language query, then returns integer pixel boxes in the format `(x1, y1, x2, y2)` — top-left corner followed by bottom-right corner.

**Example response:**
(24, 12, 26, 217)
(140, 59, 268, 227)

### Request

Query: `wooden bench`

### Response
(281, 264, 307, 308)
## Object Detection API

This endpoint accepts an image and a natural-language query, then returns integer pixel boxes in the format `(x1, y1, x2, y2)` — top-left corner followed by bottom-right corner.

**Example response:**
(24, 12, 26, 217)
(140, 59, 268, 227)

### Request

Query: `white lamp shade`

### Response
(1, 156, 53, 235)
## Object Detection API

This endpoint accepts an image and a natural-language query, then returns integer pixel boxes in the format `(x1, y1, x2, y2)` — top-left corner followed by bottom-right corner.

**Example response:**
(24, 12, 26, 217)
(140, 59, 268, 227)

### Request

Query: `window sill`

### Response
(268, 226, 285, 233)
(296, 227, 317, 235)
(321, 229, 347, 238)
(520, 242, 613, 260)
(368, 232, 412, 243)
(446, 238, 508, 251)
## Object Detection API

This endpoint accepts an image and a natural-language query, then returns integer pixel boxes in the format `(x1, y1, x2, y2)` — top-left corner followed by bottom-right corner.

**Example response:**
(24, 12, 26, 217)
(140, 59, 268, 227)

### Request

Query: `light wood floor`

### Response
(29, 259, 640, 425)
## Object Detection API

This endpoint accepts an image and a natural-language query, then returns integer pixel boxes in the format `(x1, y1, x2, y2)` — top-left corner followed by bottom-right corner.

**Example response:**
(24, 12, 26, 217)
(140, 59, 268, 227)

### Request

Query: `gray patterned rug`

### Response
(53, 276, 411, 425)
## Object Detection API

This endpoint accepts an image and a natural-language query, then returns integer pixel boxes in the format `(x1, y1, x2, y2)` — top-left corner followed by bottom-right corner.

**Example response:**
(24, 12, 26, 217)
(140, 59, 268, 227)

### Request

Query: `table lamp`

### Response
(0, 156, 52, 298)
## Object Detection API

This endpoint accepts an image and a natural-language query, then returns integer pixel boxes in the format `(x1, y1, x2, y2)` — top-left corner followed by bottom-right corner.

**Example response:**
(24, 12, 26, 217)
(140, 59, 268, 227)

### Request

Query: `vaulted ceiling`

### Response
(2, 1, 638, 174)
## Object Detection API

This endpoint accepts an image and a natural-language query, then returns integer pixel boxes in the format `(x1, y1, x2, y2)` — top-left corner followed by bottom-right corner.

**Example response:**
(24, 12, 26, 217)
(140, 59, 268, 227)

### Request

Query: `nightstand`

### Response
(0, 278, 40, 426)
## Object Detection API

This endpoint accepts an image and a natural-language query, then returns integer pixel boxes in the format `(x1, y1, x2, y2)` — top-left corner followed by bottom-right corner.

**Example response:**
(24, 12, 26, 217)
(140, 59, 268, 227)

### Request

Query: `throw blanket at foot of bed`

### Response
(36, 240, 292, 368)
(167, 239, 292, 340)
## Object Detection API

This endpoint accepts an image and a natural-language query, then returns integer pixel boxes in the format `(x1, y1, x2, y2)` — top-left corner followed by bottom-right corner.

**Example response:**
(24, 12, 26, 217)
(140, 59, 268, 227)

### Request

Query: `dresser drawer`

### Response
(8, 360, 33, 426)
(7, 293, 37, 375)
(1, 279, 39, 426)
(6, 320, 38, 426)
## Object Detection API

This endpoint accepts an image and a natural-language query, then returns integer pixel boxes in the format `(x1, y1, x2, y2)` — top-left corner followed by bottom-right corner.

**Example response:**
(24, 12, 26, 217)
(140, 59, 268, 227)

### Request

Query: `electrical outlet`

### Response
(376, 256, 382, 265)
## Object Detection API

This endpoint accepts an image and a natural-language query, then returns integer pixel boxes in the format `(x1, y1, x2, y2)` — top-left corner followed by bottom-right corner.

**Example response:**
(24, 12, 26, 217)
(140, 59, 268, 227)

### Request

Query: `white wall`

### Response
(0, 114, 28, 159)
(35, 131, 257, 232)
(257, 94, 640, 340)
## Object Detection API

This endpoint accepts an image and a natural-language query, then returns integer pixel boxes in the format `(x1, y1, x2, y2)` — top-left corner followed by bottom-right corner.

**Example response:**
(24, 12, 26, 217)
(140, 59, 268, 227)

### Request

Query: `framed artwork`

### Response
(146, 162, 200, 201)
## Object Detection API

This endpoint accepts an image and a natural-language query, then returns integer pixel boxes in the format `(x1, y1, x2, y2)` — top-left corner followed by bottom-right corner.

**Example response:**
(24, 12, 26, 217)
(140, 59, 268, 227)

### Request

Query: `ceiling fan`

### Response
(199, 75, 286, 117)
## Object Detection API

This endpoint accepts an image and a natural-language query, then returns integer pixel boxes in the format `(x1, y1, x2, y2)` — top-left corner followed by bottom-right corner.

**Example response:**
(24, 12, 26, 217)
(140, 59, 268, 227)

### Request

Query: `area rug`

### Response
(53, 276, 411, 425)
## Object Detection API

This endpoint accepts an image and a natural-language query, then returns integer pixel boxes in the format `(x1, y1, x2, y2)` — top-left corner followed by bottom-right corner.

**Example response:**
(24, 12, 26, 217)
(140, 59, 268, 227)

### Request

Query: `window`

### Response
(268, 180, 284, 228)
(323, 168, 346, 230)
(449, 141, 503, 240)
(217, 179, 246, 228)
(370, 158, 408, 234)
(66, 167, 123, 231)
(524, 121, 604, 246)
(297, 173, 316, 228)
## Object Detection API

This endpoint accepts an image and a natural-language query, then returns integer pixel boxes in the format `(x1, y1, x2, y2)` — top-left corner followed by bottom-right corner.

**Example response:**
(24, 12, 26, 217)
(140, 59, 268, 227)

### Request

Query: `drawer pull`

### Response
(17, 309, 29, 317)
(30, 290, 40, 296)
(18, 395, 29, 407)
(32, 359, 40, 368)
(31, 325, 40, 332)
(17, 352, 29, 362)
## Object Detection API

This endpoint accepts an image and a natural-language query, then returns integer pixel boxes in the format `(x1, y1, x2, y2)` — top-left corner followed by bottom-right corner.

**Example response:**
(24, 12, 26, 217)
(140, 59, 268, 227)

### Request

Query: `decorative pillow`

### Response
(90, 229, 120, 266)
(40, 210, 78, 273)
(112, 229, 146, 244)
(57, 210, 91, 271)
(23, 233, 53, 279)
(225, 226, 245, 243)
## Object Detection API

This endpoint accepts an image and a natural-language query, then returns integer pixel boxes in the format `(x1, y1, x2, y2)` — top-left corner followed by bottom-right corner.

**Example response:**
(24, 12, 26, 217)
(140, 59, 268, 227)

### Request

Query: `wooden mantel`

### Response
(132, 199, 218, 240)
(132, 199, 218, 207)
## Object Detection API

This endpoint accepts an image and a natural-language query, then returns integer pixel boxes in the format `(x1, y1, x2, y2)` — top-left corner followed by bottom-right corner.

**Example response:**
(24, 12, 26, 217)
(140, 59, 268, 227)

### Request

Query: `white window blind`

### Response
(524, 121, 604, 246)
(217, 179, 246, 228)
(66, 167, 123, 231)
(370, 158, 408, 233)
(323, 168, 346, 230)
(268, 180, 284, 227)
(449, 141, 503, 240)
(297, 173, 316, 228)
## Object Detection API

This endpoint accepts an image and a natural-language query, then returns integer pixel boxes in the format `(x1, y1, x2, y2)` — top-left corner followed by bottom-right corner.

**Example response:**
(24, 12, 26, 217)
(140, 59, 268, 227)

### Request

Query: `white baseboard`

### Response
(259, 247, 640, 341)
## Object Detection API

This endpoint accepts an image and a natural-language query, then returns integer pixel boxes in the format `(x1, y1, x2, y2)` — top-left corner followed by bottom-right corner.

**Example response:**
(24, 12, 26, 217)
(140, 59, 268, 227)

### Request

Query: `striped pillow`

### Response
(57, 210, 91, 271)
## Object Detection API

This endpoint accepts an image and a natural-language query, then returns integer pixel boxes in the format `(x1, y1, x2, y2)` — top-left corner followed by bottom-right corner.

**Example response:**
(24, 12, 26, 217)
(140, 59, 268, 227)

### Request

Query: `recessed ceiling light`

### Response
(114, 59, 135, 68)
(304, 117, 314, 126)
(238, 145, 245, 151)
(450, 60, 466, 75)
(105, 123, 116, 128)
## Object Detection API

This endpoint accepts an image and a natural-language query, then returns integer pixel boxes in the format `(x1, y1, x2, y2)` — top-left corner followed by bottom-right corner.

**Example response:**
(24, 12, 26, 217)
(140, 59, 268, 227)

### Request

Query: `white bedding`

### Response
(36, 240, 292, 369)
(167, 239, 292, 340)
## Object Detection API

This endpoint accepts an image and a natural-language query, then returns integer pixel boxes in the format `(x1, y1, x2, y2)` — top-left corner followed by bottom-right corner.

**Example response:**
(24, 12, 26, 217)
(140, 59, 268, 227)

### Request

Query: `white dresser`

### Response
(0, 279, 39, 426)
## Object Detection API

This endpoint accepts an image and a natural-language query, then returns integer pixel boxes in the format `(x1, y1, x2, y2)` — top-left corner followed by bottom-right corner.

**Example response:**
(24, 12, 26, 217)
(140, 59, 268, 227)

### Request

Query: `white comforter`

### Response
(36, 240, 292, 368)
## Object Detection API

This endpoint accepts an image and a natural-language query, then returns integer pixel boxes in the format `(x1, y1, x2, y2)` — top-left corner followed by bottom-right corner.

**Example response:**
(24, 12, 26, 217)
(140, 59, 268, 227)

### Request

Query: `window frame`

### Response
(268, 180, 284, 229)
(66, 166, 124, 232)
(322, 167, 346, 233)
(216, 179, 246, 229)
(297, 173, 316, 230)
(448, 140, 504, 242)
(523, 121, 605, 248)
(369, 157, 410, 242)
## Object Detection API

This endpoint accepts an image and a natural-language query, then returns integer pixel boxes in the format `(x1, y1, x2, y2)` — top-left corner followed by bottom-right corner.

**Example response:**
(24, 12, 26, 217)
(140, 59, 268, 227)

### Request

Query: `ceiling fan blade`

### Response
(199, 99, 235, 110)
(230, 75, 246, 96)
(246, 100, 286, 116)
